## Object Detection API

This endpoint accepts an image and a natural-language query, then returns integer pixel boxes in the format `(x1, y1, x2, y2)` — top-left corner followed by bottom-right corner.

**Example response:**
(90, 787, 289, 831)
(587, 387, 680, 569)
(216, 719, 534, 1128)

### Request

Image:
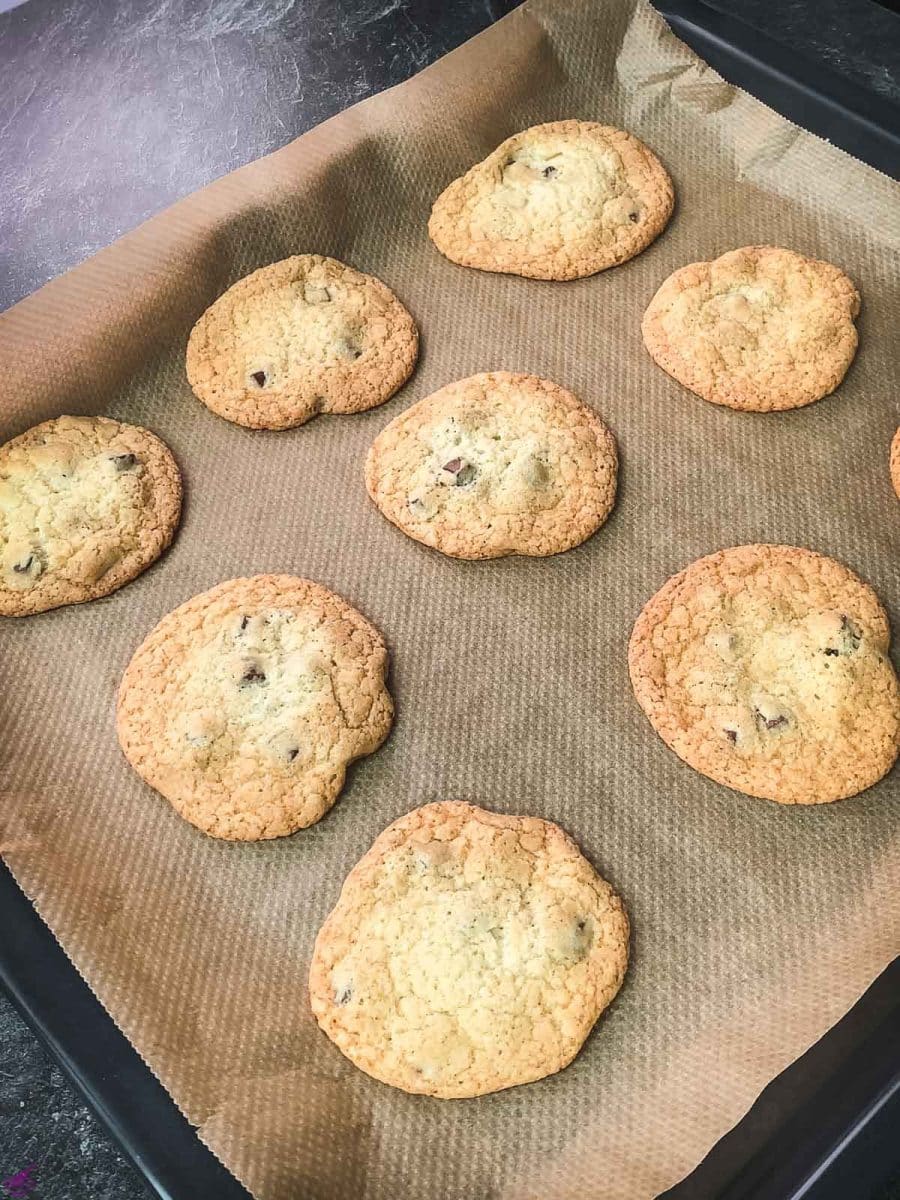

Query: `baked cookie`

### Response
(891, 427, 900, 500)
(117, 575, 393, 840)
(186, 255, 418, 430)
(629, 545, 900, 804)
(0, 415, 181, 617)
(365, 372, 617, 559)
(428, 120, 674, 280)
(309, 801, 629, 1098)
(642, 246, 860, 412)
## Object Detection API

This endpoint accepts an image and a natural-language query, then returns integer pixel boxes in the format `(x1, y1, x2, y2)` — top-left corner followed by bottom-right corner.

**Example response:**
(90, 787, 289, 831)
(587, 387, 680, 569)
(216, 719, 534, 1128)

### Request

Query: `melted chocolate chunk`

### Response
(755, 710, 788, 731)
(824, 615, 862, 657)
(440, 458, 477, 487)
(841, 615, 861, 650)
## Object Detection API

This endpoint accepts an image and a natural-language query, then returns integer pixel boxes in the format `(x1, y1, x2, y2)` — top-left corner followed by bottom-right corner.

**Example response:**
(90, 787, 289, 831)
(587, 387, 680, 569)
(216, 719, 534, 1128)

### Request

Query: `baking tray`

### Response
(2, 0, 899, 1196)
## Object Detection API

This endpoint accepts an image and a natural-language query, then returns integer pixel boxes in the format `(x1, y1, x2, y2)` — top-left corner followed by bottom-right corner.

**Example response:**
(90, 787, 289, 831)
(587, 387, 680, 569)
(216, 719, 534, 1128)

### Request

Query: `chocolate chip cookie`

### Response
(0, 415, 181, 617)
(365, 372, 618, 559)
(186, 255, 419, 430)
(116, 575, 393, 840)
(309, 801, 629, 1098)
(629, 545, 900, 804)
(428, 120, 674, 280)
(641, 246, 860, 411)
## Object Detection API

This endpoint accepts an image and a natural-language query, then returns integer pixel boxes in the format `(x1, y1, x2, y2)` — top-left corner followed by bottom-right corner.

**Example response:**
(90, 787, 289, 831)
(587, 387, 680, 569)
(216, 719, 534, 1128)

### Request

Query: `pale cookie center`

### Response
(170, 609, 340, 768)
(470, 140, 641, 242)
(329, 846, 593, 1080)
(684, 608, 870, 751)
(238, 282, 365, 391)
(686, 278, 837, 373)
(0, 447, 143, 589)
(695, 285, 775, 364)
(406, 411, 558, 520)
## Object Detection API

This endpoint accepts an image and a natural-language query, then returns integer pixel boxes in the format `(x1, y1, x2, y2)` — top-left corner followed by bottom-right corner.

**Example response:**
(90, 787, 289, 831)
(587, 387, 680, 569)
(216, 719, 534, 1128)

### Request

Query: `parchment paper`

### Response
(1, 1, 898, 1196)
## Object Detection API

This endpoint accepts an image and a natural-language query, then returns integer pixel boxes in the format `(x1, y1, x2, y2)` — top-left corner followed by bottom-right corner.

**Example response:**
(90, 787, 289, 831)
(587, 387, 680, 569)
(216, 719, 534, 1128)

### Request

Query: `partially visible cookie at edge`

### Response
(309, 800, 630, 1098)
(186, 255, 419, 430)
(641, 246, 860, 412)
(891, 427, 900, 500)
(628, 544, 900, 804)
(428, 120, 674, 280)
(0, 415, 182, 617)
(116, 575, 393, 840)
(365, 371, 618, 560)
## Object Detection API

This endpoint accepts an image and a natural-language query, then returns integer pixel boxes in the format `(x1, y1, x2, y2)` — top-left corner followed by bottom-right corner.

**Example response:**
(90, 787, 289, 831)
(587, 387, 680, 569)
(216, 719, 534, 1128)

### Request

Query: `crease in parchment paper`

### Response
(1, 0, 898, 1197)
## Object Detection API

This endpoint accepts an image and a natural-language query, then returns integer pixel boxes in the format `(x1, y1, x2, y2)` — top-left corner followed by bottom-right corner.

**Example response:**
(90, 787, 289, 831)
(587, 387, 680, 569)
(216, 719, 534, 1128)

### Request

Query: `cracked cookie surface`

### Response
(891, 428, 900, 500)
(116, 575, 393, 840)
(629, 545, 900, 804)
(428, 120, 674, 280)
(364, 372, 617, 559)
(186, 255, 419, 430)
(309, 801, 629, 1098)
(0, 415, 181, 617)
(641, 246, 860, 412)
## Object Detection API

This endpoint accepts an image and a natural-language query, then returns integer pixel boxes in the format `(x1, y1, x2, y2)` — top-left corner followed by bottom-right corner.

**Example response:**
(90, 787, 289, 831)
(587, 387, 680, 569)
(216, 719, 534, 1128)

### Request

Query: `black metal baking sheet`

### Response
(655, 0, 900, 179)
(2, 2, 899, 1197)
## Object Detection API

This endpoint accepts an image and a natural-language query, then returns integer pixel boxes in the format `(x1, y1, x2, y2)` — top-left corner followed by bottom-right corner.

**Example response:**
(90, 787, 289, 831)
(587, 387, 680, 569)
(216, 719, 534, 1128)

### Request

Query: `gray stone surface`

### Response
(0, 0, 898, 1196)
(0, 1002, 145, 1198)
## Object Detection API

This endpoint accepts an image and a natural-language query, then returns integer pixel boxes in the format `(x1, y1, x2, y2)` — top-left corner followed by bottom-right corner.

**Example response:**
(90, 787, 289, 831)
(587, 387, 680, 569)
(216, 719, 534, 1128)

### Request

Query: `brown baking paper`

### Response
(1, 1, 899, 1196)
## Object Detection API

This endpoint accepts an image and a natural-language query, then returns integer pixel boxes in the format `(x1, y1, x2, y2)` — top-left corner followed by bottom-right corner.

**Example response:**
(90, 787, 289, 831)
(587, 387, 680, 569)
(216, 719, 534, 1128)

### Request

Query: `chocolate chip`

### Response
(304, 285, 331, 304)
(286, 747, 299, 762)
(576, 919, 586, 932)
(111, 453, 137, 471)
(439, 458, 477, 487)
(824, 615, 862, 657)
(542, 165, 557, 178)
(524, 455, 549, 487)
(841, 615, 861, 651)
(628, 211, 640, 223)
(754, 709, 788, 731)
(251, 370, 267, 387)
(335, 984, 353, 1006)
(240, 663, 266, 685)
(238, 615, 249, 633)
(10, 549, 45, 584)
(724, 728, 738, 744)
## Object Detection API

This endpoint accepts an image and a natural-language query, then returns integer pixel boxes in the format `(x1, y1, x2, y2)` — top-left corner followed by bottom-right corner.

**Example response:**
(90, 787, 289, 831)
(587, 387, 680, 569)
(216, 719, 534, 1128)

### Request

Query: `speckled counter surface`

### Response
(1, 1, 899, 1197)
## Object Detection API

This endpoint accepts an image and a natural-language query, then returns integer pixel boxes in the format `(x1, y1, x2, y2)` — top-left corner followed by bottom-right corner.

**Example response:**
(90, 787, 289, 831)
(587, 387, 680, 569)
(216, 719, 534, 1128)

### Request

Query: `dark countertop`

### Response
(1, 0, 899, 314)
(1, 1, 899, 1197)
